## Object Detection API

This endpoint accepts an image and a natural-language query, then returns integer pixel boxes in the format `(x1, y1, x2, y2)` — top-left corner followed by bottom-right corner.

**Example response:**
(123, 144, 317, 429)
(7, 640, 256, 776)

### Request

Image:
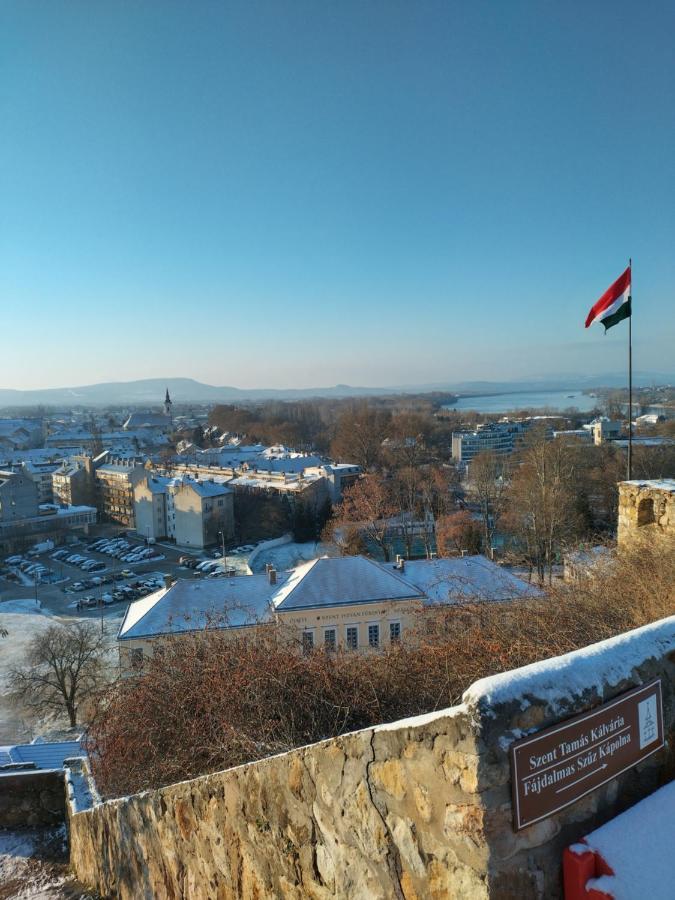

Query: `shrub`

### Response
(88, 545, 674, 798)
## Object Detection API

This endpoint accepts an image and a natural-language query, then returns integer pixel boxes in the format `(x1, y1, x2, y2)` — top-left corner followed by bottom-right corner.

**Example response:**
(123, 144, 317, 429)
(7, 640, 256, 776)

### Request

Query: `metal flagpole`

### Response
(628, 257, 632, 480)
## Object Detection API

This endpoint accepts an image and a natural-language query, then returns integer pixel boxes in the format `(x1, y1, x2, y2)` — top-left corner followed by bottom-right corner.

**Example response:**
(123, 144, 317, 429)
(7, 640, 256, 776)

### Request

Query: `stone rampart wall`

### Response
(617, 480, 675, 549)
(69, 615, 675, 899)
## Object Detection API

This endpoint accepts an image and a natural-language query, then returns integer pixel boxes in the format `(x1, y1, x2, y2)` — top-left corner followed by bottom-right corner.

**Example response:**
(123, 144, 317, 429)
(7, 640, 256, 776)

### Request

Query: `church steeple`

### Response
(164, 388, 172, 419)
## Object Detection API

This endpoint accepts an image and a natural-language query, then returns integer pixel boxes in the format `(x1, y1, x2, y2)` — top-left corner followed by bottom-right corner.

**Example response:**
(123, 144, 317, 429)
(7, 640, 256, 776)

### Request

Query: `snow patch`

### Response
(0, 598, 52, 616)
(374, 703, 467, 733)
(583, 781, 675, 900)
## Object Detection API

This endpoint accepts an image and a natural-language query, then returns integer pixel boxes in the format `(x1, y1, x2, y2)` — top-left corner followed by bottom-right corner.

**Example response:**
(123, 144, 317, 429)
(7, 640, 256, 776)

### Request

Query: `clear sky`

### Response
(2, 1, 674, 390)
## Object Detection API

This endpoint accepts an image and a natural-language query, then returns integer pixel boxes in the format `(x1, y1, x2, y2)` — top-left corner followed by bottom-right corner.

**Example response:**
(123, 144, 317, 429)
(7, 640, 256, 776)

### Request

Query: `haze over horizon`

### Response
(2, 2, 674, 390)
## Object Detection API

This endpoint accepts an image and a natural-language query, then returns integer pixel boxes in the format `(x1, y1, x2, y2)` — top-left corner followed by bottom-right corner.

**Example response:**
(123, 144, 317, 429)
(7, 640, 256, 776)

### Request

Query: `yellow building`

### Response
(117, 555, 541, 670)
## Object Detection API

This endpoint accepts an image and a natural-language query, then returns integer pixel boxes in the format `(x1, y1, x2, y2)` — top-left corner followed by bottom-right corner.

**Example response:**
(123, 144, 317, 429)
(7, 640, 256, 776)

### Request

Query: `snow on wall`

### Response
(463, 614, 675, 719)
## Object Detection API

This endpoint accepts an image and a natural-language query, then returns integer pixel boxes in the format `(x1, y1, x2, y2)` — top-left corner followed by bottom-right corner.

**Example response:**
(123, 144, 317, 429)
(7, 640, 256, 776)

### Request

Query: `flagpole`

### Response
(628, 257, 632, 480)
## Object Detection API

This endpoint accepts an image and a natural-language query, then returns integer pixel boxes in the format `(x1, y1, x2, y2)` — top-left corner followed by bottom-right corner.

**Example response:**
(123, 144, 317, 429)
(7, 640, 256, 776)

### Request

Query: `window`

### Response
(368, 623, 380, 648)
(129, 648, 144, 670)
(637, 498, 655, 527)
(302, 630, 314, 655)
(346, 626, 358, 650)
(324, 628, 336, 651)
(389, 621, 401, 643)
(217, 499, 223, 507)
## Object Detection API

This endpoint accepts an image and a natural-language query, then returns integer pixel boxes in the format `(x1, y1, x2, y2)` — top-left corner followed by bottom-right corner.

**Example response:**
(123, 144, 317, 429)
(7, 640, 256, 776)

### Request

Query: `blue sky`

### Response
(2, 1, 673, 390)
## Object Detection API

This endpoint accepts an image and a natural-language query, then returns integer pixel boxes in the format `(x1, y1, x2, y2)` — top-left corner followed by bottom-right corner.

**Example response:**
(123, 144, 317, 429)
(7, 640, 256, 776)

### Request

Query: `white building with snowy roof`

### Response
(133, 473, 234, 548)
(117, 554, 542, 669)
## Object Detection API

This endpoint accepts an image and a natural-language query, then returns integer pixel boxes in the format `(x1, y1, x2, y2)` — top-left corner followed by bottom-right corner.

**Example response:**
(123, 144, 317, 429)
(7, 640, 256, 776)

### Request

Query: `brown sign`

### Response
(510, 679, 664, 830)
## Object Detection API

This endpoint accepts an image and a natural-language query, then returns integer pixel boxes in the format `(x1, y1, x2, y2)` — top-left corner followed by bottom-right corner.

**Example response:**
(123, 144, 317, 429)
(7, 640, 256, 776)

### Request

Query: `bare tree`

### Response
(9, 622, 108, 727)
(504, 436, 580, 583)
(328, 475, 397, 561)
(330, 404, 391, 471)
(436, 510, 482, 557)
(469, 451, 508, 557)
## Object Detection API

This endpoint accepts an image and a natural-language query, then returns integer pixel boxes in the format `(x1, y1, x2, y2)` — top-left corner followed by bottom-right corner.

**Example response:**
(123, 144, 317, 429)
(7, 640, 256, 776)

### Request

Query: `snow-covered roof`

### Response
(118, 576, 285, 640)
(96, 463, 143, 476)
(228, 474, 315, 492)
(272, 556, 424, 611)
(251, 454, 325, 474)
(621, 478, 675, 493)
(145, 475, 171, 494)
(399, 556, 543, 604)
(118, 555, 545, 641)
(123, 412, 171, 430)
(188, 479, 232, 498)
(0, 740, 85, 771)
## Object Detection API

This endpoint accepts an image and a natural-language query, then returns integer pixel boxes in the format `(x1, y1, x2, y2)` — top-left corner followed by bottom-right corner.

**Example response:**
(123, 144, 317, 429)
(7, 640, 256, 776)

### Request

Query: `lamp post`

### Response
(218, 530, 227, 572)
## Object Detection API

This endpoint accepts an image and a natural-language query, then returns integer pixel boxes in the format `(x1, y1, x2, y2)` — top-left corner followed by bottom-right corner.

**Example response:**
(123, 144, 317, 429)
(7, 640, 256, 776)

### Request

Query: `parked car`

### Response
(102, 594, 115, 605)
(120, 569, 134, 578)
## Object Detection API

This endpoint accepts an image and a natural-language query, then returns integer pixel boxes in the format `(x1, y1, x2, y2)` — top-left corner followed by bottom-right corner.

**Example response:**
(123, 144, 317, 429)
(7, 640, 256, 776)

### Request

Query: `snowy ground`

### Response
(248, 540, 339, 574)
(0, 826, 97, 899)
(0, 600, 122, 744)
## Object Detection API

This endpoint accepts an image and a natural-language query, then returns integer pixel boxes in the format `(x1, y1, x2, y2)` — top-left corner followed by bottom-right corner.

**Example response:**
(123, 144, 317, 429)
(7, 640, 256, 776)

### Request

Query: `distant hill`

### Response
(0, 378, 400, 407)
(0, 373, 671, 408)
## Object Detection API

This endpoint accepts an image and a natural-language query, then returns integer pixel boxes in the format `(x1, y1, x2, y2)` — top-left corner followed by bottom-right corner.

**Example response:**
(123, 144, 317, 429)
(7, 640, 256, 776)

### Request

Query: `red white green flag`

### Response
(585, 265, 631, 331)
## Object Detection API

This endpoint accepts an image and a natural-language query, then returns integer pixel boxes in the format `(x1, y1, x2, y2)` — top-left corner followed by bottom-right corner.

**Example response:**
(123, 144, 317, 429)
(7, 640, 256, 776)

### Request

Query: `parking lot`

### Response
(0, 533, 257, 619)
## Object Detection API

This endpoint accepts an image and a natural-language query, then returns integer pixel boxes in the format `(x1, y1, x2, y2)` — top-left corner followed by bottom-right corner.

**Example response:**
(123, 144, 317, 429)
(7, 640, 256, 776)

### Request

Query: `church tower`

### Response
(164, 387, 172, 420)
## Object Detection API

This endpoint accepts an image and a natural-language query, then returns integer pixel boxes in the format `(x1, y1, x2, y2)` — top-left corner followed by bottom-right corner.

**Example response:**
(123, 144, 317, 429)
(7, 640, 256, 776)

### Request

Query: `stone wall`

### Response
(617, 479, 675, 550)
(0, 770, 66, 828)
(68, 615, 675, 899)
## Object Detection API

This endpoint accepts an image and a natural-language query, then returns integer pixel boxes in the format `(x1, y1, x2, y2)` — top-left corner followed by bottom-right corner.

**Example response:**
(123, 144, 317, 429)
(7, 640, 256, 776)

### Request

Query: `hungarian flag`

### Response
(585, 265, 631, 331)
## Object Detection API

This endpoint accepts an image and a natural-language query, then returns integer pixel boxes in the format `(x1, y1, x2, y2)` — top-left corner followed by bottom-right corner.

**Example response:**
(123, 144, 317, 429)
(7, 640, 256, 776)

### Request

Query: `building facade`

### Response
(0, 469, 39, 522)
(133, 474, 235, 548)
(95, 463, 146, 527)
(53, 456, 97, 507)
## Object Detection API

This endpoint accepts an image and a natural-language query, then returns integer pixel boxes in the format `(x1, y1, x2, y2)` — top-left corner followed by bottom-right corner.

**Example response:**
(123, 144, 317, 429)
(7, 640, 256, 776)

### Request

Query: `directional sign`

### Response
(510, 679, 664, 830)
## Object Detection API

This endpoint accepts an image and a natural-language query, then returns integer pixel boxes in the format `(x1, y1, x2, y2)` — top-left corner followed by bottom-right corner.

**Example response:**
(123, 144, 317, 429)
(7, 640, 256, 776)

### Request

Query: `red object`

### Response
(585, 265, 631, 327)
(563, 842, 615, 899)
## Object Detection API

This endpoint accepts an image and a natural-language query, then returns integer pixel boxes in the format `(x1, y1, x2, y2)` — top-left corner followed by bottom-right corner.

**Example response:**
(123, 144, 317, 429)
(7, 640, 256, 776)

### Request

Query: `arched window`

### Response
(637, 498, 655, 527)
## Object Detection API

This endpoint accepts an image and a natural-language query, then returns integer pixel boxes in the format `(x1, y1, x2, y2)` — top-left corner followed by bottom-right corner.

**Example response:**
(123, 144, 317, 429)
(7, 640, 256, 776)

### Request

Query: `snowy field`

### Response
(0, 826, 96, 899)
(0, 600, 122, 744)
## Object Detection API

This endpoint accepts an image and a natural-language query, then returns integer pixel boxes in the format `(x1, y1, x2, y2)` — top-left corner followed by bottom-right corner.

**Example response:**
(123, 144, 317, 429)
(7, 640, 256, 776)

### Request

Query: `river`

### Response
(444, 390, 598, 414)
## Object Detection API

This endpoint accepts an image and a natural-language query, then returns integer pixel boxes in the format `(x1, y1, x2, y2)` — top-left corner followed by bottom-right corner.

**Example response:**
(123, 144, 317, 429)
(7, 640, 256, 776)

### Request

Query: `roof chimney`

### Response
(268, 567, 277, 585)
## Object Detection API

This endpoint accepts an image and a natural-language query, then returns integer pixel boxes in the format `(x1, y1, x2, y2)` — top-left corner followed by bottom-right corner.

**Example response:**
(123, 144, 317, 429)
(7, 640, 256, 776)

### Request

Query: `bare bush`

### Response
(89, 545, 674, 798)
